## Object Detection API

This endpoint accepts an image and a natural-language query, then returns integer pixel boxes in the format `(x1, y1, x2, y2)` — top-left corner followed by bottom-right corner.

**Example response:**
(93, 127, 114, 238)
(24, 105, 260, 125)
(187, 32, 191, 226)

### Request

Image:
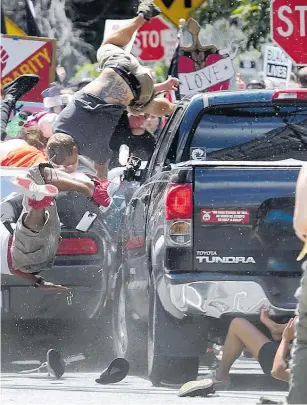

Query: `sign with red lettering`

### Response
(133, 16, 177, 62)
(271, 0, 307, 65)
(1, 35, 56, 102)
(201, 209, 250, 224)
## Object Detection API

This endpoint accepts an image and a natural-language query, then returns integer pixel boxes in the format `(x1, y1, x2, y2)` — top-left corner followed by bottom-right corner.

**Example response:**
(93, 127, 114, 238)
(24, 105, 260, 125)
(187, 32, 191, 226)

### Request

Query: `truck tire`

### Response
(148, 279, 199, 386)
(112, 266, 147, 371)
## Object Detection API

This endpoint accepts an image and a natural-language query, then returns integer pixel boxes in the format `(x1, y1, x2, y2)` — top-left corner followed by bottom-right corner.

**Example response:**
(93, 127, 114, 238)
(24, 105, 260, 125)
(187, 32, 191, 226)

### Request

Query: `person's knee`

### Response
(229, 317, 251, 332)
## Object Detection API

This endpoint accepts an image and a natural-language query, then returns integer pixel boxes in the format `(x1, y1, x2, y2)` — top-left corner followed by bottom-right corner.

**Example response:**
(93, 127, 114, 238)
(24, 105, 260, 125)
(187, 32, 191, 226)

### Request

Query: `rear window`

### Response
(188, 105, 307, 161)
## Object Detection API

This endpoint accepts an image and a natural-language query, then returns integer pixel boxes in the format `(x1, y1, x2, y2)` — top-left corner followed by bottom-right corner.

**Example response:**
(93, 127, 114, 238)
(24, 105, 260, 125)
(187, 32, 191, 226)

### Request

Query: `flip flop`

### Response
(95, 358, 129, 384)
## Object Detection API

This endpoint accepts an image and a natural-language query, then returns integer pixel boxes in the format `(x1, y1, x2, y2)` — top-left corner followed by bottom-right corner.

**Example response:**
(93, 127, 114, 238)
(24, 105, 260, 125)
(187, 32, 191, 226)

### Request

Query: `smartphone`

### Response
(76, 211, 97, 232)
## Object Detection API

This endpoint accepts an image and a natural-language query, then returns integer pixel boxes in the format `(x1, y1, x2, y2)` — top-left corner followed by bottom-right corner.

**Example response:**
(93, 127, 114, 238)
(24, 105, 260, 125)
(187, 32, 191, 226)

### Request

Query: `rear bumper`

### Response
(161, 273, 299, 319)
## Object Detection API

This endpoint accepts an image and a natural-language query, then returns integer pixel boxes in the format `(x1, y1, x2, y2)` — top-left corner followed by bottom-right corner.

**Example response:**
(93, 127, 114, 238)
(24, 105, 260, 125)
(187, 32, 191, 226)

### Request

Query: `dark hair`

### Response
(22, 125, 48, 150)
(297, 67, 307, 88)
(46, 133, 77, 165)
(246, 80, 266, 89)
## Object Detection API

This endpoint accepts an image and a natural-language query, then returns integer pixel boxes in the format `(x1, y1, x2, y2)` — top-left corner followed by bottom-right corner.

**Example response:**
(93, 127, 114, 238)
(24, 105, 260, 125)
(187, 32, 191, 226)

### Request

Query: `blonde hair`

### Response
(23, 126, 48, 150)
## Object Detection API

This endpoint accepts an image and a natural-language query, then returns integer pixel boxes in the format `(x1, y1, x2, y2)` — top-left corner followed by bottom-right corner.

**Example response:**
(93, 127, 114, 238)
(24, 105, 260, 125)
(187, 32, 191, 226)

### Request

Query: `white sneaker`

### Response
(178, 370, 230, 397)
(11, 177, 58, 201)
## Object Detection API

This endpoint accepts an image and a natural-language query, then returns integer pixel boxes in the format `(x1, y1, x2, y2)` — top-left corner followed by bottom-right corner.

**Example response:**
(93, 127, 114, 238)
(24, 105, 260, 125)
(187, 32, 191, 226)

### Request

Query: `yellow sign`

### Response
(154, 0, 206, 26)
(5, 17, 26, 36)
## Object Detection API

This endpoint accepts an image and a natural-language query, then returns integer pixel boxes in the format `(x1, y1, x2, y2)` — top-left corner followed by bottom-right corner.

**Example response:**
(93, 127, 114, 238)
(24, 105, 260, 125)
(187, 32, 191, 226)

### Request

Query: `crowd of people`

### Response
(1, 0, 307, 402)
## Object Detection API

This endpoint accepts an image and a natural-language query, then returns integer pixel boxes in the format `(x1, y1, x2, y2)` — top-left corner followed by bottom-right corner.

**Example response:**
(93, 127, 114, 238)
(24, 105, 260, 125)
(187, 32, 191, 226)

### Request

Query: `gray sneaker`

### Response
(138, 0, 160, 20)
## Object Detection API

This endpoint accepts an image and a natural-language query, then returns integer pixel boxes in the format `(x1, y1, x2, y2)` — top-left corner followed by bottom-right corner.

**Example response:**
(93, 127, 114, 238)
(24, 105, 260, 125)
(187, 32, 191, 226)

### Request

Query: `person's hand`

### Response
(163, 77, 180, 92)
(38, 280, 69, 291)
(282, 317, 296, 342)
(236, 73, 246, 90)
(294, 215, 307, 243)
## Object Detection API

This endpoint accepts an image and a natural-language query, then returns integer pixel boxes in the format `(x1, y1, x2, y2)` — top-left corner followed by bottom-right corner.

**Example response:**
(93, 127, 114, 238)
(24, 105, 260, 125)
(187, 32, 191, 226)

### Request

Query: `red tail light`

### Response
(57, 238, 98, 255)
(165, 184, 192, 220)
(272, 89, 307, 101)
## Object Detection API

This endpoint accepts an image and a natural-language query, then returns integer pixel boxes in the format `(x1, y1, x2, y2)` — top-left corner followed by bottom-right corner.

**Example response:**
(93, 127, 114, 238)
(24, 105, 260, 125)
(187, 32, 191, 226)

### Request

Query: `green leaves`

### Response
(196, 0, 270, 50)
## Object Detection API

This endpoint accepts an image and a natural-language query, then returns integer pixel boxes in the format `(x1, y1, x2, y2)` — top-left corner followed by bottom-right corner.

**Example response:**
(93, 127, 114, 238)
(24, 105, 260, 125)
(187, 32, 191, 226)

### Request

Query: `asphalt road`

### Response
(1, 361, 288, 405)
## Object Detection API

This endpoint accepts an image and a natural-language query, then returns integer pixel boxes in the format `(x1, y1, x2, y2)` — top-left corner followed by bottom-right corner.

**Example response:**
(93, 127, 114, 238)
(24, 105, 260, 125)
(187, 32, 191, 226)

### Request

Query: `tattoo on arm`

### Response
(100, 75, 130, 105)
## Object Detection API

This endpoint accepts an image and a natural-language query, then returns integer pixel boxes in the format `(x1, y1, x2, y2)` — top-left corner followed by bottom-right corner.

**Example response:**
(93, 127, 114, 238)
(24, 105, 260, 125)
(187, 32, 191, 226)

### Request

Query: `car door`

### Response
(122, 108, 185, 316)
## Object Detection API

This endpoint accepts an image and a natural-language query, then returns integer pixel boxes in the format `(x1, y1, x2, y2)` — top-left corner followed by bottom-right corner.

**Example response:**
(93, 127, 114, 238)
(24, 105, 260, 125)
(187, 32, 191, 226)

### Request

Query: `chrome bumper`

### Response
(168, 280, 293, 318)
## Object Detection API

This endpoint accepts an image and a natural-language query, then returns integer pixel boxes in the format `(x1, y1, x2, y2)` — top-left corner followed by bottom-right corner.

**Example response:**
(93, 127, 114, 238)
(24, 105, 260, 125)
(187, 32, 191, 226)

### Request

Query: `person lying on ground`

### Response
(53, 0, 178, 179)
(178, 308, 294, 397)
(1, 162, 119, 291)
(1, 74, 40, 141)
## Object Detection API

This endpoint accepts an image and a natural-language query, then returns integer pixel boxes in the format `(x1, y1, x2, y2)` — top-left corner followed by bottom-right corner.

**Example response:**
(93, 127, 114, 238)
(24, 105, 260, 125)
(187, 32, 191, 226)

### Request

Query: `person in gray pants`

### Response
(290, 163, 307, 403)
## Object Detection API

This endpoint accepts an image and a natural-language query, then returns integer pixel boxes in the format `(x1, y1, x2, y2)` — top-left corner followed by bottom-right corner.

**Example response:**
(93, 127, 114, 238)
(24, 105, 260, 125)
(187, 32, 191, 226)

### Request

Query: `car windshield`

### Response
(189, 105, 307, 161)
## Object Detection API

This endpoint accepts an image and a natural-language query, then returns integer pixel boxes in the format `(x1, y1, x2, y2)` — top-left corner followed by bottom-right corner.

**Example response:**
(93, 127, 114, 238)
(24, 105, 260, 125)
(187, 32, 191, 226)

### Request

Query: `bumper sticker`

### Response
(201, 209, 250, 224)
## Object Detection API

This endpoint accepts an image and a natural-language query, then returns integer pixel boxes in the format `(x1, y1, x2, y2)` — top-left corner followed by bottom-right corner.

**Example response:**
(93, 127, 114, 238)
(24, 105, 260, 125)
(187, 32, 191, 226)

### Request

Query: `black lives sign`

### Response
(265, 47, 291, 80)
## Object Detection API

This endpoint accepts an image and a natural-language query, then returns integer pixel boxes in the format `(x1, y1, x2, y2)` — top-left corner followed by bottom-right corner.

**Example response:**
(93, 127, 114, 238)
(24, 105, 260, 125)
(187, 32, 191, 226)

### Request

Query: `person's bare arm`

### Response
(294, 164, 307, 241)
(129, 98, 175, 117)
(12, 269, 68, 291)
(154, 77, 179, 93)
(41, 166, 95, 197)
(271, 318, 295, 382)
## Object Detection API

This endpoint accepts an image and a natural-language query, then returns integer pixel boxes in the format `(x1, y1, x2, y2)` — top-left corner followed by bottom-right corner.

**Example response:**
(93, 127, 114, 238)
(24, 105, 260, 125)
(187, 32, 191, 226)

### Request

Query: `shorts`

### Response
(11, 164, 61, 274)
(54, 91, 125, 165)
(258, 341, 280, 375)
(97, 44, 141, 73)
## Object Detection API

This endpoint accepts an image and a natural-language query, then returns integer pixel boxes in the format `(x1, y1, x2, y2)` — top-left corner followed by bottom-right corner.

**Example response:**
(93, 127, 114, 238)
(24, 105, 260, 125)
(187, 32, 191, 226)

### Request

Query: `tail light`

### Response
(57, 238, 98, 255)
(165, 184, 192, 220)
(165, 184, 192, 246)
(272, 90, 307, 101)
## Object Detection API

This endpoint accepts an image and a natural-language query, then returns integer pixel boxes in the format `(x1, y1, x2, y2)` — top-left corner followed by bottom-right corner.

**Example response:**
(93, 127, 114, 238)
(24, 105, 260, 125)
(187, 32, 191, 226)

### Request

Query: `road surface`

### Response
(1, 360, 288, 404)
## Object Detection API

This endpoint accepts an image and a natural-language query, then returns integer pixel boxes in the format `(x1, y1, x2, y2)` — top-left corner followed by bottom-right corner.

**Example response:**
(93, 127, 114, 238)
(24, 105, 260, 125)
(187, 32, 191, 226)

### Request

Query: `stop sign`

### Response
(134, 16, 171, 62)
(272, 0, 307, 65)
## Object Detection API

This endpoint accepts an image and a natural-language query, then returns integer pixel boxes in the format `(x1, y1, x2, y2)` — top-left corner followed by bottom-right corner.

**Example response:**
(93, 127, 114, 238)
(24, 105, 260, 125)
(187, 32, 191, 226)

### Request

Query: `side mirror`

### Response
(119, 144, 130, 166)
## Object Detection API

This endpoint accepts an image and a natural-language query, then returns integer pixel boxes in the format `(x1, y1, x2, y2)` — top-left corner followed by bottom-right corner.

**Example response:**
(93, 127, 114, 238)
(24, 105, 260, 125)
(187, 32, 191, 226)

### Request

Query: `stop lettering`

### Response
(272, 0, 307, 65)
(134, 17, 170, 61)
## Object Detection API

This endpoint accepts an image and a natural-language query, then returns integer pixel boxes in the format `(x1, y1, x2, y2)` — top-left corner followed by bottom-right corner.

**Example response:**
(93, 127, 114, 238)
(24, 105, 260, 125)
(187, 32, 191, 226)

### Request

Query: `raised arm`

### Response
(129, 97, 175, 117)
(271, 318, 295, 382)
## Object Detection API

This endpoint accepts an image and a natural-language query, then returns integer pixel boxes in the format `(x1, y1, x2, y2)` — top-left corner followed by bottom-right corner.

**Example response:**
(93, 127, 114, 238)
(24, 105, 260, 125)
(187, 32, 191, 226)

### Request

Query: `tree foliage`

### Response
(196, 0, 270, 50)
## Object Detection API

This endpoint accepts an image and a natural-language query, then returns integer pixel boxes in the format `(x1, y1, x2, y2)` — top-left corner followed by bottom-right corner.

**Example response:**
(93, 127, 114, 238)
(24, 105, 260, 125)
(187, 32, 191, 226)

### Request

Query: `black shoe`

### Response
(138, 0, 160, 20)
(3, 74, 40, 101)
(95, 358, 129, 384)
(46, 349, 65, 379)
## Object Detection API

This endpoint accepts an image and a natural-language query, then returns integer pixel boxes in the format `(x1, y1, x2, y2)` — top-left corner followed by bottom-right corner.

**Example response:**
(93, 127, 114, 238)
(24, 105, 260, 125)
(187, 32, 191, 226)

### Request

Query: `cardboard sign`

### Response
(263, 45, 292, 88)
(201, 209, 250, 224)
(177, 19, 239, 96)
(1, 35, 56, 102)
(179, 56, 235, 96)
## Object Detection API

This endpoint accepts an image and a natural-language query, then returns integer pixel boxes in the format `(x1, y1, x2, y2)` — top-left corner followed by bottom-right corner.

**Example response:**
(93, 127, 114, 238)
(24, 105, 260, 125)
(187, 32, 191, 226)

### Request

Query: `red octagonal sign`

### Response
(271, 0, 307, 65)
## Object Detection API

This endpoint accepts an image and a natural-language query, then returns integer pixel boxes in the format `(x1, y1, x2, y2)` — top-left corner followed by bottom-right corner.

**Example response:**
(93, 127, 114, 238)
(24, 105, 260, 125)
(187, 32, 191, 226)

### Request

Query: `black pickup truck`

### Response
(112, 89, 307, 385)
